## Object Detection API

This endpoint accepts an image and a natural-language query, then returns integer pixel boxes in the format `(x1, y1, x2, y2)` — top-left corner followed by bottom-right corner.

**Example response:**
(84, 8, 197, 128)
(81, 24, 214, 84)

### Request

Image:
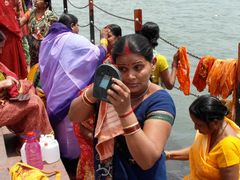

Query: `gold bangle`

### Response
(165, 151, 172, 160)
(100, 38, 108, 46)
(122, 122, 139, 130)
(82, 93, 93, 107)
(84, 89, 95, 104)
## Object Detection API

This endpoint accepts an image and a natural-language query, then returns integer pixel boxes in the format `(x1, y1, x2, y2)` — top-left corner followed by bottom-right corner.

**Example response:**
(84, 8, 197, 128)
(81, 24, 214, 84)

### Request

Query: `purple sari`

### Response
(39, 22, 105, 159)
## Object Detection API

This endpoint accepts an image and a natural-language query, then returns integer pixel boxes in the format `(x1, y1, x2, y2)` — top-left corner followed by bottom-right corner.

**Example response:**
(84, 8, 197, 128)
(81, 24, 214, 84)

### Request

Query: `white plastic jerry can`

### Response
(20, 142, 27, 163)
(39, 134, 60, 164)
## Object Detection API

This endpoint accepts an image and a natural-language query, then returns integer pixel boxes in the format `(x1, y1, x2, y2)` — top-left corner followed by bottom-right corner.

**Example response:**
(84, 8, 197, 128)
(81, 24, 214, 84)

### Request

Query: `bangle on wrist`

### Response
(82, 93, 93, 107)
(84, 89, 95, 104)
(122, 122, 139, 130)
(165, 151, 172, 160)
(118, 109, 133, 119)
(124, 123, 141, 136)
(82, 89, 95, 106)
(100, 38, 108, 47)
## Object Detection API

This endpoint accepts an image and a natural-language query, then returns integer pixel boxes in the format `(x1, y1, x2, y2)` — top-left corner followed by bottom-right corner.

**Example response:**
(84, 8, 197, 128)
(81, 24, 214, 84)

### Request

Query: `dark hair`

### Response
(140, 22, 160, 48)
(0, 31, 6, 42)
(112, 34, 153, 63)
(58, 13, 78, 29)
(189, 94, 228, 123)
(106, 24, 122, 37)
(44, 0, 50, 8)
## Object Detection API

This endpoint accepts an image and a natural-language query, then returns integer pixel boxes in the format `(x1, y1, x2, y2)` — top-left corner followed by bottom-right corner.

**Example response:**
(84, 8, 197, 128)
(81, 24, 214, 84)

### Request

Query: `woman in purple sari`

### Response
(39, 13, 108, 176)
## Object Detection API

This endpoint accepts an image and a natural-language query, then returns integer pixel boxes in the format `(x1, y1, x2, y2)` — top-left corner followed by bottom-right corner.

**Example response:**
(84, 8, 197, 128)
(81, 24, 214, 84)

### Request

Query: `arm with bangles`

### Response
(164, 147, 190, 160)
(123, 114, 172, 170)
(0, 78, 14, 90)
(99, 27, 109, 54)
(18, 10, 30, 26)
(108, 78, 173, 170)
(0, 74, 20, 91)
(68, 85, 98, 123)
(0, 63, 20, 94)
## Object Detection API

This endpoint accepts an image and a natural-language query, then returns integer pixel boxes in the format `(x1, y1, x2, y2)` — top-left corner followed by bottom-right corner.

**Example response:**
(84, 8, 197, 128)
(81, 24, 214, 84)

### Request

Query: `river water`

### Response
(51, 0, 240, 179)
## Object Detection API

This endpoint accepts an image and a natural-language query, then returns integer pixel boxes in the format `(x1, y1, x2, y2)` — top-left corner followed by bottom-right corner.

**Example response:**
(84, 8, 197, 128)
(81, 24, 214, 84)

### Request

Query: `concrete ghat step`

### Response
(0, 127, 70, 180)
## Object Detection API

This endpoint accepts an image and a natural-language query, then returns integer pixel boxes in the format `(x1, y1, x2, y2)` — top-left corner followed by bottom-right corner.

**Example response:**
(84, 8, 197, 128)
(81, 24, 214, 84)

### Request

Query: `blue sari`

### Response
(94, 90, 176, 180)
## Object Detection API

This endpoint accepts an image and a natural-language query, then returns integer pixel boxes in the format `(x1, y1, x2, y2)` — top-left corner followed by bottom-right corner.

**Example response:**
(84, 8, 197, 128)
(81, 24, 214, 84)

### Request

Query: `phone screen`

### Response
(99, 75, 111, 89)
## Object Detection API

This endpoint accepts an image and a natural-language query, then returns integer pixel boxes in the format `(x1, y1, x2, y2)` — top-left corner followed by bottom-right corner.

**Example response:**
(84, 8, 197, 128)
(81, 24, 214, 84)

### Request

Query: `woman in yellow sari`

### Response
(165, 94, 240, 180)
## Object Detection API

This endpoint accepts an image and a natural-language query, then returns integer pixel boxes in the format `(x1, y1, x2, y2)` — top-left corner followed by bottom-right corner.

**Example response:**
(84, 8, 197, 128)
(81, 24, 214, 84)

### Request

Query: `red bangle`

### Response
(123, 123, 141, 135)
(118, 109, 133, 118)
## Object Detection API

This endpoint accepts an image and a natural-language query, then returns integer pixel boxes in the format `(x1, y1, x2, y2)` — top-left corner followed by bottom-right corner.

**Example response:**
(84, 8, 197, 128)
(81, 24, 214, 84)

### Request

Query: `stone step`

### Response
(0, 127, 9, 179)
(0, 127, 70, 179)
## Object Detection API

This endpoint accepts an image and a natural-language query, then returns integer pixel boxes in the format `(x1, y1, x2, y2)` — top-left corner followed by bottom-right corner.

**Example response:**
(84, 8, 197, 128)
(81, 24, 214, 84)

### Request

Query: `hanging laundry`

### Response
(176, 47, 190, 95)
(192, 56, 216, 92)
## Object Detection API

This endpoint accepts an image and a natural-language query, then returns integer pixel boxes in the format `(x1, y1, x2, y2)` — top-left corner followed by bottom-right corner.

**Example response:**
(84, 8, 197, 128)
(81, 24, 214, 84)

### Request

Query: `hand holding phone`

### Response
(93, 64, 121, 102)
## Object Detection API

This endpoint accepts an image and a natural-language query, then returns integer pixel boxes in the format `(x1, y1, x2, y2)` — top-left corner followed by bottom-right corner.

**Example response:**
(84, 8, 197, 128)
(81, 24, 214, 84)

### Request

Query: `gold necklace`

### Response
(130, 81, 150, 102)
(218, 122, 228, 138)
(209, 122, 228, 151)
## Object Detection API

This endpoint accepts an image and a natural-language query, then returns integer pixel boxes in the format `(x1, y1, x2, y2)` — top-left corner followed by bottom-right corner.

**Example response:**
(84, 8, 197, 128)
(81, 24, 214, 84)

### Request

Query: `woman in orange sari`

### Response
(165, 94, 240, 180)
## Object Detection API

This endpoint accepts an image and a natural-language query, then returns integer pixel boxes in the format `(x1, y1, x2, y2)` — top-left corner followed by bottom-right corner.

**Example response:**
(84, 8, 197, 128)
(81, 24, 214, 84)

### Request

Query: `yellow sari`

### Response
(27, 63, 46, 104)
(184, 117, 240, 180)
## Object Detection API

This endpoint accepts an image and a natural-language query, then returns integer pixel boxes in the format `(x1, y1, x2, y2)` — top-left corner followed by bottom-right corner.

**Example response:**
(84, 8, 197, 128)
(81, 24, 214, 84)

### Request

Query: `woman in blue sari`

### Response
(69, 34, 176, 179)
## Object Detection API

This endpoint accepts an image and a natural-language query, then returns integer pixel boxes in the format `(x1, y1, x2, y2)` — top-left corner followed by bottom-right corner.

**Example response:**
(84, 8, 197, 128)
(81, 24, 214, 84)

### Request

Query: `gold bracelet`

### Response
(82, 93, 93, 107)
(84, 89, 95, 104)
(165, 151, 172, 160)
(122, 122, 139, 130)
(100, 38, 108, 46)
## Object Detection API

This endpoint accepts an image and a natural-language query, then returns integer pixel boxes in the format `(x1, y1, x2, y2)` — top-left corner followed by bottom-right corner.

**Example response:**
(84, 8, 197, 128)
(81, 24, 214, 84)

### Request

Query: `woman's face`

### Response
(71, 23, 79, 34)
(190, 114, 211, 134)
(34, 0, 47, 9)
(115, 53, 152, 96)
(107, 31, 119, 52)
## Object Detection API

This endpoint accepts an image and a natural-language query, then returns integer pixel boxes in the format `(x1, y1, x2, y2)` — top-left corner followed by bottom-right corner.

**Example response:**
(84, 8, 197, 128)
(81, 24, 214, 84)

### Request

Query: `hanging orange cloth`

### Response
(218, 59, 237, 99)
(207, 59, 237, 98)
(206, 59, 224, 96)
(176, 47, 190, 95)
(192, 56, 216, 92)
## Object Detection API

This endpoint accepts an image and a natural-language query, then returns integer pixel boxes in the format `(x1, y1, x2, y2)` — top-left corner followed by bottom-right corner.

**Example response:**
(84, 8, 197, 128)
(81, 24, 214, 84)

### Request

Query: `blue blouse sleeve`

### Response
(135, 90, 176, 125)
